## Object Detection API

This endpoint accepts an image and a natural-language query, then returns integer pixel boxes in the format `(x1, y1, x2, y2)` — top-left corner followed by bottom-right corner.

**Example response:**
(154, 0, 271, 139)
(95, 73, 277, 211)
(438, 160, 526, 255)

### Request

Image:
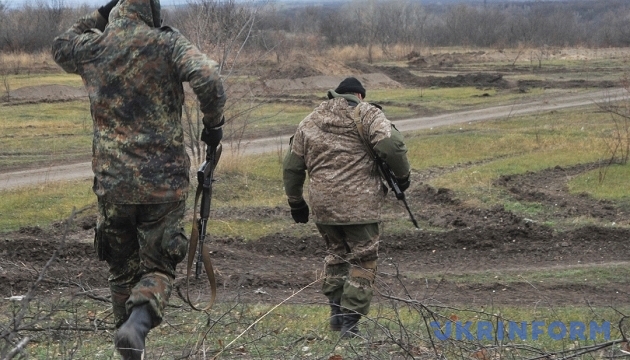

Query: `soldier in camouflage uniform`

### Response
(283, 77, 411, 338)
(52, 0, 225, 357)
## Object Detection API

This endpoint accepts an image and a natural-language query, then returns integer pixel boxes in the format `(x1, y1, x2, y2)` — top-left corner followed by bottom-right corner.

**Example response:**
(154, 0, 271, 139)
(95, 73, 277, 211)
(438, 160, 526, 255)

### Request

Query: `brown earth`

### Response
(2, 164, 629, 311)
(3, 50, 621, 105)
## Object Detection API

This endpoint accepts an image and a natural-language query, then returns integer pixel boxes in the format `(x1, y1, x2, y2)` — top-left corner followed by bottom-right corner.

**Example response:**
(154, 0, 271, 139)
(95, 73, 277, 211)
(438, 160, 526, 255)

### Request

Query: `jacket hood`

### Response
(109, 0, 161, 27)
(311, 97, 359, 136)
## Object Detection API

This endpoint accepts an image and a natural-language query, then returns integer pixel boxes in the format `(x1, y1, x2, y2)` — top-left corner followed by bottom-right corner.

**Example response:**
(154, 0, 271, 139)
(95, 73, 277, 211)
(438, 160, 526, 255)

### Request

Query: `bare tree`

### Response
(596, 82, 630, 183)
(373, 0, 427, 58)
(169, 0, 271, 163)
(349, 0, 379, 64)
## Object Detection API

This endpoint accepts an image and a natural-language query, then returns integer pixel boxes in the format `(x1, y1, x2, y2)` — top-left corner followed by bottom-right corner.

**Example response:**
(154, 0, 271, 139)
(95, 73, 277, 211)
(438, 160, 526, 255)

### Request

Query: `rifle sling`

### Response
(353, 106, 420, 229)
(352, 106, 395, 195)
(352, 106, 378, 159)
(185, 182, 217, 311)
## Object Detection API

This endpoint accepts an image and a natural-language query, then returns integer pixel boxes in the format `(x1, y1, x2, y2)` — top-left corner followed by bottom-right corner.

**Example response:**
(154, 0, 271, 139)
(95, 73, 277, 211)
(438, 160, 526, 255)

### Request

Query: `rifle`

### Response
(374, 155, 420, 229)
(195, 143, 222, 278)
(352, 106, 419, 229)
(185, 143, 221, 311)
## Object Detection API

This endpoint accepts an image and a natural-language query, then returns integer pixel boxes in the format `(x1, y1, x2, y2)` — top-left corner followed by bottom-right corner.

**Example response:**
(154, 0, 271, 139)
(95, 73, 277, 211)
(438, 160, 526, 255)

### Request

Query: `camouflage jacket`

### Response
(283, 92, 410, 224)
(52, 0, 225, 204)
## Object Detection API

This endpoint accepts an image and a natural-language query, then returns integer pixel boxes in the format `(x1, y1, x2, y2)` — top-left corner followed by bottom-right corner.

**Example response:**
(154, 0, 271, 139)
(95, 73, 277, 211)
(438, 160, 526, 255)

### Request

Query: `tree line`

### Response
(1, 0, 629, 56)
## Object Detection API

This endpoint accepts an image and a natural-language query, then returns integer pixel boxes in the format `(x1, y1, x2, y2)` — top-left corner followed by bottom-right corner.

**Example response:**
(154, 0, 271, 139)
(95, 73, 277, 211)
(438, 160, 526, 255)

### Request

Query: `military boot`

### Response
(329, 300, 343, 331)
(115, 304, 153, 360)
(340, 313, 361, 339)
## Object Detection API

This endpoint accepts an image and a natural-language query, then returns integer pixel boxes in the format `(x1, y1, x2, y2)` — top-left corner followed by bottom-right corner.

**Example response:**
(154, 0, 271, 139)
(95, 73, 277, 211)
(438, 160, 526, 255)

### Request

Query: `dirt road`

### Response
(0, 88, 625, 190)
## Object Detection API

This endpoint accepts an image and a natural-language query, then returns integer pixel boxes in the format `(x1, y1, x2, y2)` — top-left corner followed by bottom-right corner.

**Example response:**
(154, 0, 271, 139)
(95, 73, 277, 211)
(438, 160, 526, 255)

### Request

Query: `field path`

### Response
(0, 88, 626, 190)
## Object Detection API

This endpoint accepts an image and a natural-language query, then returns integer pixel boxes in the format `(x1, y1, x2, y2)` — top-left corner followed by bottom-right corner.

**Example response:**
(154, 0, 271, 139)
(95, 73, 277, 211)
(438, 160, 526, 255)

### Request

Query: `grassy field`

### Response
(2, 51, 630, 358)
(1, 103, 629, 234)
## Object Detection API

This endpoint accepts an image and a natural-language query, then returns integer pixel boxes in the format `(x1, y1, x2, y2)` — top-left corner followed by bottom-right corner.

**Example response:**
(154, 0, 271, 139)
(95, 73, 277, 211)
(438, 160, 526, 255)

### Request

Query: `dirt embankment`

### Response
(2, 50, 620, 105)
(2, 164, 628, 308)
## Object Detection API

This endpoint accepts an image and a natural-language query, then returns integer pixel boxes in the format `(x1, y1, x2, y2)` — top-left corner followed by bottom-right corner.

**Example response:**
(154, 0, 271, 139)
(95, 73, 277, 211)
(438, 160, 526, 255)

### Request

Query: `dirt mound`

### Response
(2, 84, 87, 104)
(495, 164, 624, 222)
(349, 62, 509, 89)
(2, 162, 630, 307)
(517, 79, 617, 89)
(263, 73, 402, 93)
(264, 53, 359, 80)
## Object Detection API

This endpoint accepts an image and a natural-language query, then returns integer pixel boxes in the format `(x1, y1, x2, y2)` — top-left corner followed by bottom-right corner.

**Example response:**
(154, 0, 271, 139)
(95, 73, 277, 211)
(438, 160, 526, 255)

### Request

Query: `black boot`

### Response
(340, 313, 361, 339)
(329, 300, 343, 331)
(115, 304, 153, 360)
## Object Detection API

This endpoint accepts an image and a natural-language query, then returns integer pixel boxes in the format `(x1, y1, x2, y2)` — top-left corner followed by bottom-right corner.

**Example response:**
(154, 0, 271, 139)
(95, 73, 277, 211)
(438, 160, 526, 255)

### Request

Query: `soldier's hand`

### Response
(201, 116, 224, 150)
(397, 173, 410, 192)
(201, 126, 223, 150)
(98, 0, 118, 20)
(289, 200, 309, 224)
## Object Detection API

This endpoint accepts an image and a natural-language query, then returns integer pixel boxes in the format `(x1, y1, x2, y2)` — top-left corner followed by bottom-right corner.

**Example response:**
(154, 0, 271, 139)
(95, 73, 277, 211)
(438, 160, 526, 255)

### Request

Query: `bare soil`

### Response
(1, 51, 628, 311)
(2, 49, 620, 105)
(2, 164, 629, 310)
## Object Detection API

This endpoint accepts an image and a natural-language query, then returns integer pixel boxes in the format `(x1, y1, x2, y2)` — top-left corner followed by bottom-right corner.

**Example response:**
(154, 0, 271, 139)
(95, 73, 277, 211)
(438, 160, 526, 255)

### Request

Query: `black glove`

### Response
(289, 200, 309, 224)
(98, 0, 118, 20)
(201, 117, 225, 150)
(201, 126, 222, 150)
(397, 174, 410, 192)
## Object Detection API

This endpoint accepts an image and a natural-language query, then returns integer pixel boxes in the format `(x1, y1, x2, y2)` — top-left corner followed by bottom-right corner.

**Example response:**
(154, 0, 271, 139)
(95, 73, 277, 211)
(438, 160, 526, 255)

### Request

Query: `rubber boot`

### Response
(340, 313, 361, 339)
(115, 304, 153, 360)
(329, 300, 343, 331)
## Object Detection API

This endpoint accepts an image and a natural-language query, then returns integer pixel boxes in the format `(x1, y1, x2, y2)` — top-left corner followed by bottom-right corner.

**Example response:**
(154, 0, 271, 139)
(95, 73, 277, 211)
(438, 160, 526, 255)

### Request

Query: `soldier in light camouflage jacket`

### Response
(52, 0, 225, 357)
(283, 77, 411, 338)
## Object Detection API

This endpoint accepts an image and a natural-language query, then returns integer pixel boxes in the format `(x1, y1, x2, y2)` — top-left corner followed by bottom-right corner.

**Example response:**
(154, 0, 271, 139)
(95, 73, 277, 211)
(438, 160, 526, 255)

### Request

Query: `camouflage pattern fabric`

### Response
(284, 92, 410, 317)
(95, 200, 187, 327)
(52, 0, 225, 204)
(285, 96, 407, 224)
(318, 223, 379, 315)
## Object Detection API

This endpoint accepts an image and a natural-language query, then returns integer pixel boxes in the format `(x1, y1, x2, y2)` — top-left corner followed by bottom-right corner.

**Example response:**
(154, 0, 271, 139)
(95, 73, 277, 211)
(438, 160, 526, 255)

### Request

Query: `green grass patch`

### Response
(418, 262, 630, 287)
(407, 107, 611, 201)
(213, 153, 286, 206)
(0, 100, 92, 169)
(1, 73, 83, 93)
(227, 101, 312, 139)
(503, 201, 547, 218)
(0, 178, 95, 232)
(569, 163, 630, 201)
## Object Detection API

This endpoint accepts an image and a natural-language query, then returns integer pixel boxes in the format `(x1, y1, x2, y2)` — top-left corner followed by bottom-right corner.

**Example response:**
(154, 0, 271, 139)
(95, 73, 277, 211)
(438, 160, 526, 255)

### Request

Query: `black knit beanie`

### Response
(334, 77, 366, 99)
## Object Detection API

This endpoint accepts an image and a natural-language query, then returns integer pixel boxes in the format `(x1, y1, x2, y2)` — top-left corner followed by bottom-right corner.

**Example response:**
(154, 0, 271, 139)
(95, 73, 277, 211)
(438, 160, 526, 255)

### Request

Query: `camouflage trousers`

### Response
(94, 199, 188, 328)
(316, 222, 380, 316)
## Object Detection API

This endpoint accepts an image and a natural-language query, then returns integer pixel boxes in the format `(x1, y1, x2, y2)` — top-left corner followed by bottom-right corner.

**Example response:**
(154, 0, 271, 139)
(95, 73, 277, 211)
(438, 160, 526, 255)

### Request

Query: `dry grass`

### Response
(0, 51, 54, 75)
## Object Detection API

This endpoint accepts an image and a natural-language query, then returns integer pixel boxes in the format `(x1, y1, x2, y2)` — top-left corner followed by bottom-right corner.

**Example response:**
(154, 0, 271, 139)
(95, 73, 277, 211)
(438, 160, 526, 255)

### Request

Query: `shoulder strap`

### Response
(352, 106, 377, 159)
(185, 185, 217, 311)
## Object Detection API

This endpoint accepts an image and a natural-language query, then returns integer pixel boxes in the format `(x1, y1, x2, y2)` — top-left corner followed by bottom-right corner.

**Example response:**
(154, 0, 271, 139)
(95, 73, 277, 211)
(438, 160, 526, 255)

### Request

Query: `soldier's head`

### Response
(110, 0, 162, 28)
(333, 77, 366, 100)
